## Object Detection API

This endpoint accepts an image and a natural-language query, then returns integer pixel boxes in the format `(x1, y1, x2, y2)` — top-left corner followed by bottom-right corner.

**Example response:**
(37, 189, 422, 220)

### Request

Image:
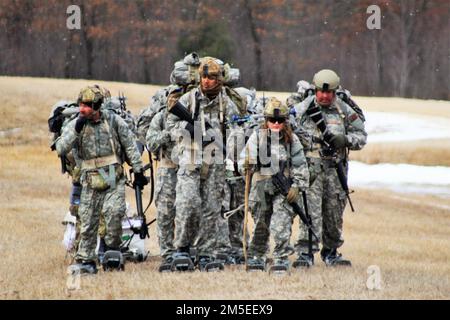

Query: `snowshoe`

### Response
(246, 258, 266, 272)
(232, 254, 245, 265)
(214, 253, 237, 265)
(171, 252, 195, 272)
(293, 253, 314, 268)
(102, 250, 125, 271)
(158, 256, 174, 273)
(321, 248, 352, 267)
(199, 256, 224, 272)
(269, 260, 290, 275)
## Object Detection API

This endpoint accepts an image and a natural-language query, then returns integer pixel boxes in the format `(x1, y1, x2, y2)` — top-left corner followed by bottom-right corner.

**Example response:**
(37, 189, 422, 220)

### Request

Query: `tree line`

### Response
(0, 0, 448, 99)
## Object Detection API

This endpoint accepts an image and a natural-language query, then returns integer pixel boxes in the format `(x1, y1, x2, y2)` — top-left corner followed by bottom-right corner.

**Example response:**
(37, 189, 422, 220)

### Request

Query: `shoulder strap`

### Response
(103, 114, 120, 164)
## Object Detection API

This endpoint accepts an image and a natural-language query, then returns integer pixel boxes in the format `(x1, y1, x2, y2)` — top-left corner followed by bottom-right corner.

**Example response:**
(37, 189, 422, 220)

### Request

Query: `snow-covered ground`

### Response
(349, 161, 450, 198)
(351, 112, 450, 198)
(366, 112, 450, 143)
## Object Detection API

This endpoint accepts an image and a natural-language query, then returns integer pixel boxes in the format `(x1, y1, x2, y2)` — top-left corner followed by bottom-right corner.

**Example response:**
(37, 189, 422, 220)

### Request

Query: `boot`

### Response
(321, 248, 351, 267)
(246, 257, 266, 271)
(102, 244, 125, 271)
(269, 258, 289, 274)
(158, 256, 174, 273)
(171, 250, 194, 272)
(198, 255, 224, 272)
(293, 252, 314, 268)
(214, 253, 236, 265)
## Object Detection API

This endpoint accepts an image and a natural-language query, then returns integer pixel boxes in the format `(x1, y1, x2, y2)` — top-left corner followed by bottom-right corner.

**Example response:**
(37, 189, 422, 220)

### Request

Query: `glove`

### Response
(133, 170, 148, 189)
(74, 116, 88, 134)
(167, 94, 179, 110)
(329, 134, 348, 149)
(286, 187, 299, 203)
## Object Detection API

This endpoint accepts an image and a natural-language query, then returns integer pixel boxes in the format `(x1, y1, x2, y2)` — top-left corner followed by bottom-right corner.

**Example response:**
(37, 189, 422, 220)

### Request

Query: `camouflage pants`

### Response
(216, 212, 232, 254)
(70, 183, 107, 255)
(154, 166, 177, 259)
(248, 180, 296, 260)
(295, 160, 347, 254)
(69, 183, 82, 255)
(216, 179, 248, 256)
(174, 164, 224, 257)
(75, 176, 126, 263)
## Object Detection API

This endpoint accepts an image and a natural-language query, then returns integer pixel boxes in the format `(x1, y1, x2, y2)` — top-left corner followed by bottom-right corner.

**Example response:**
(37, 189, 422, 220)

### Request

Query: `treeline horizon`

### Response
(0, 0, 449, 100)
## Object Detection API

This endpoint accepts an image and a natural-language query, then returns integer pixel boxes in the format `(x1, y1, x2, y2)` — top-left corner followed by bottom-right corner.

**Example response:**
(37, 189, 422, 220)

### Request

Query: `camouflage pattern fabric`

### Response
(76, 177, 126, 262)
(136, 86, 177, 143)
(174, 164, 225, 256)
(167, 86, 243, 257)
(238, 129, 309, 260)
(293, 95, 367, 253)
(146, 109, 178, 259)
(216, 176, 248, 258)
(56, 110, 143, 263)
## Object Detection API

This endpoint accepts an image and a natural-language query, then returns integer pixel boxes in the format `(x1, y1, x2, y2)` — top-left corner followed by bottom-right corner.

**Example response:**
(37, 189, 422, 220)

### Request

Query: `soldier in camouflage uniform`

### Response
(146, 107, 178, 270)
(166, 57, 244, 270)
(56, 86, 147, 274)
(293, 69, 367, 267)
(97, 91, 140, 258)
(140, 53, 201, 271)
(137, 88, 173, 144)
(238, 97, 309, 270)
(216, 158, 247, 264)
(216, 86, 265, 264)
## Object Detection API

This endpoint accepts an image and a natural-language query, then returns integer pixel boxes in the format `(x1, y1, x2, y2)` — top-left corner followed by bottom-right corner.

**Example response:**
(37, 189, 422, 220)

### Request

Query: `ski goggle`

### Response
(267, 117, 286, 124)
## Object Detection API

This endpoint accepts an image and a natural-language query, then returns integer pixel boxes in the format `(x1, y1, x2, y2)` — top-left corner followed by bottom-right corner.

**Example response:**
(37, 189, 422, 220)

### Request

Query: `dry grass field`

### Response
(0, 77, 449, 300)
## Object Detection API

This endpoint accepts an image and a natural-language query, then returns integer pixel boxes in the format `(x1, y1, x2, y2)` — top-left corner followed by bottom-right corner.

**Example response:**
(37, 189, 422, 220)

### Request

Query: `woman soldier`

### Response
(239, 97, 309, 271)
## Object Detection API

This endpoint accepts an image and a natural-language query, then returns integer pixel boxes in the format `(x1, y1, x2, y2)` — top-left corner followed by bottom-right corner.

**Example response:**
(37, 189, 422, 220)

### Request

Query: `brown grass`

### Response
(0, 77, 449, 300)
(350, 139, 450, 166)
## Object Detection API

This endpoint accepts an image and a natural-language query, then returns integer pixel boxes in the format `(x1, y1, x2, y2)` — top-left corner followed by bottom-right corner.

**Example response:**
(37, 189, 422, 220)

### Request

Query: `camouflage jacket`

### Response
(166, 86, 245, 166)
(293, 96, 367, 161)
(55, 110, 143, 173)
(238, 128, 309, 191)
(146, 108, 176, 162)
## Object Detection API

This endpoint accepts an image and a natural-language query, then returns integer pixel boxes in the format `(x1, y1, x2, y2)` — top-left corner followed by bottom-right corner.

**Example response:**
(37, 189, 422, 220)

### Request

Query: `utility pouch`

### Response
(86, 164, 123, 191)
(87, 171, 110, 191)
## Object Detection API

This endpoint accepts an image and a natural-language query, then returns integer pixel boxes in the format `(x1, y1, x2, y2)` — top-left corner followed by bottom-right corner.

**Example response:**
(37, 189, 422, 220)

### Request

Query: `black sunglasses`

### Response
(267, 117, 286, 124)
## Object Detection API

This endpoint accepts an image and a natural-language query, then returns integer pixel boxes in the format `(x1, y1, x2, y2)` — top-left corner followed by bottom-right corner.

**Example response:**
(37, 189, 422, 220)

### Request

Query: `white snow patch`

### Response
(349, 161, 450, 198)
(365, 112, 450, 143)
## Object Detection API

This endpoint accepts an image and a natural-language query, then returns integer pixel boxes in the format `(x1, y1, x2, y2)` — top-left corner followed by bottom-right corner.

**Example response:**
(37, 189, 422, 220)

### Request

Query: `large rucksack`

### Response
(48, 100, 79, 135)
(224, 86, 247, 117)
(102, 95, 138, 135)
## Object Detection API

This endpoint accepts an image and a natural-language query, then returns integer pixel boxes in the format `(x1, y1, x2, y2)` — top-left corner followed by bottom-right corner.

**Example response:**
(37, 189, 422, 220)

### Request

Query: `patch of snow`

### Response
(349, 161, 450, 198)
(365, 112, 450, 143)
